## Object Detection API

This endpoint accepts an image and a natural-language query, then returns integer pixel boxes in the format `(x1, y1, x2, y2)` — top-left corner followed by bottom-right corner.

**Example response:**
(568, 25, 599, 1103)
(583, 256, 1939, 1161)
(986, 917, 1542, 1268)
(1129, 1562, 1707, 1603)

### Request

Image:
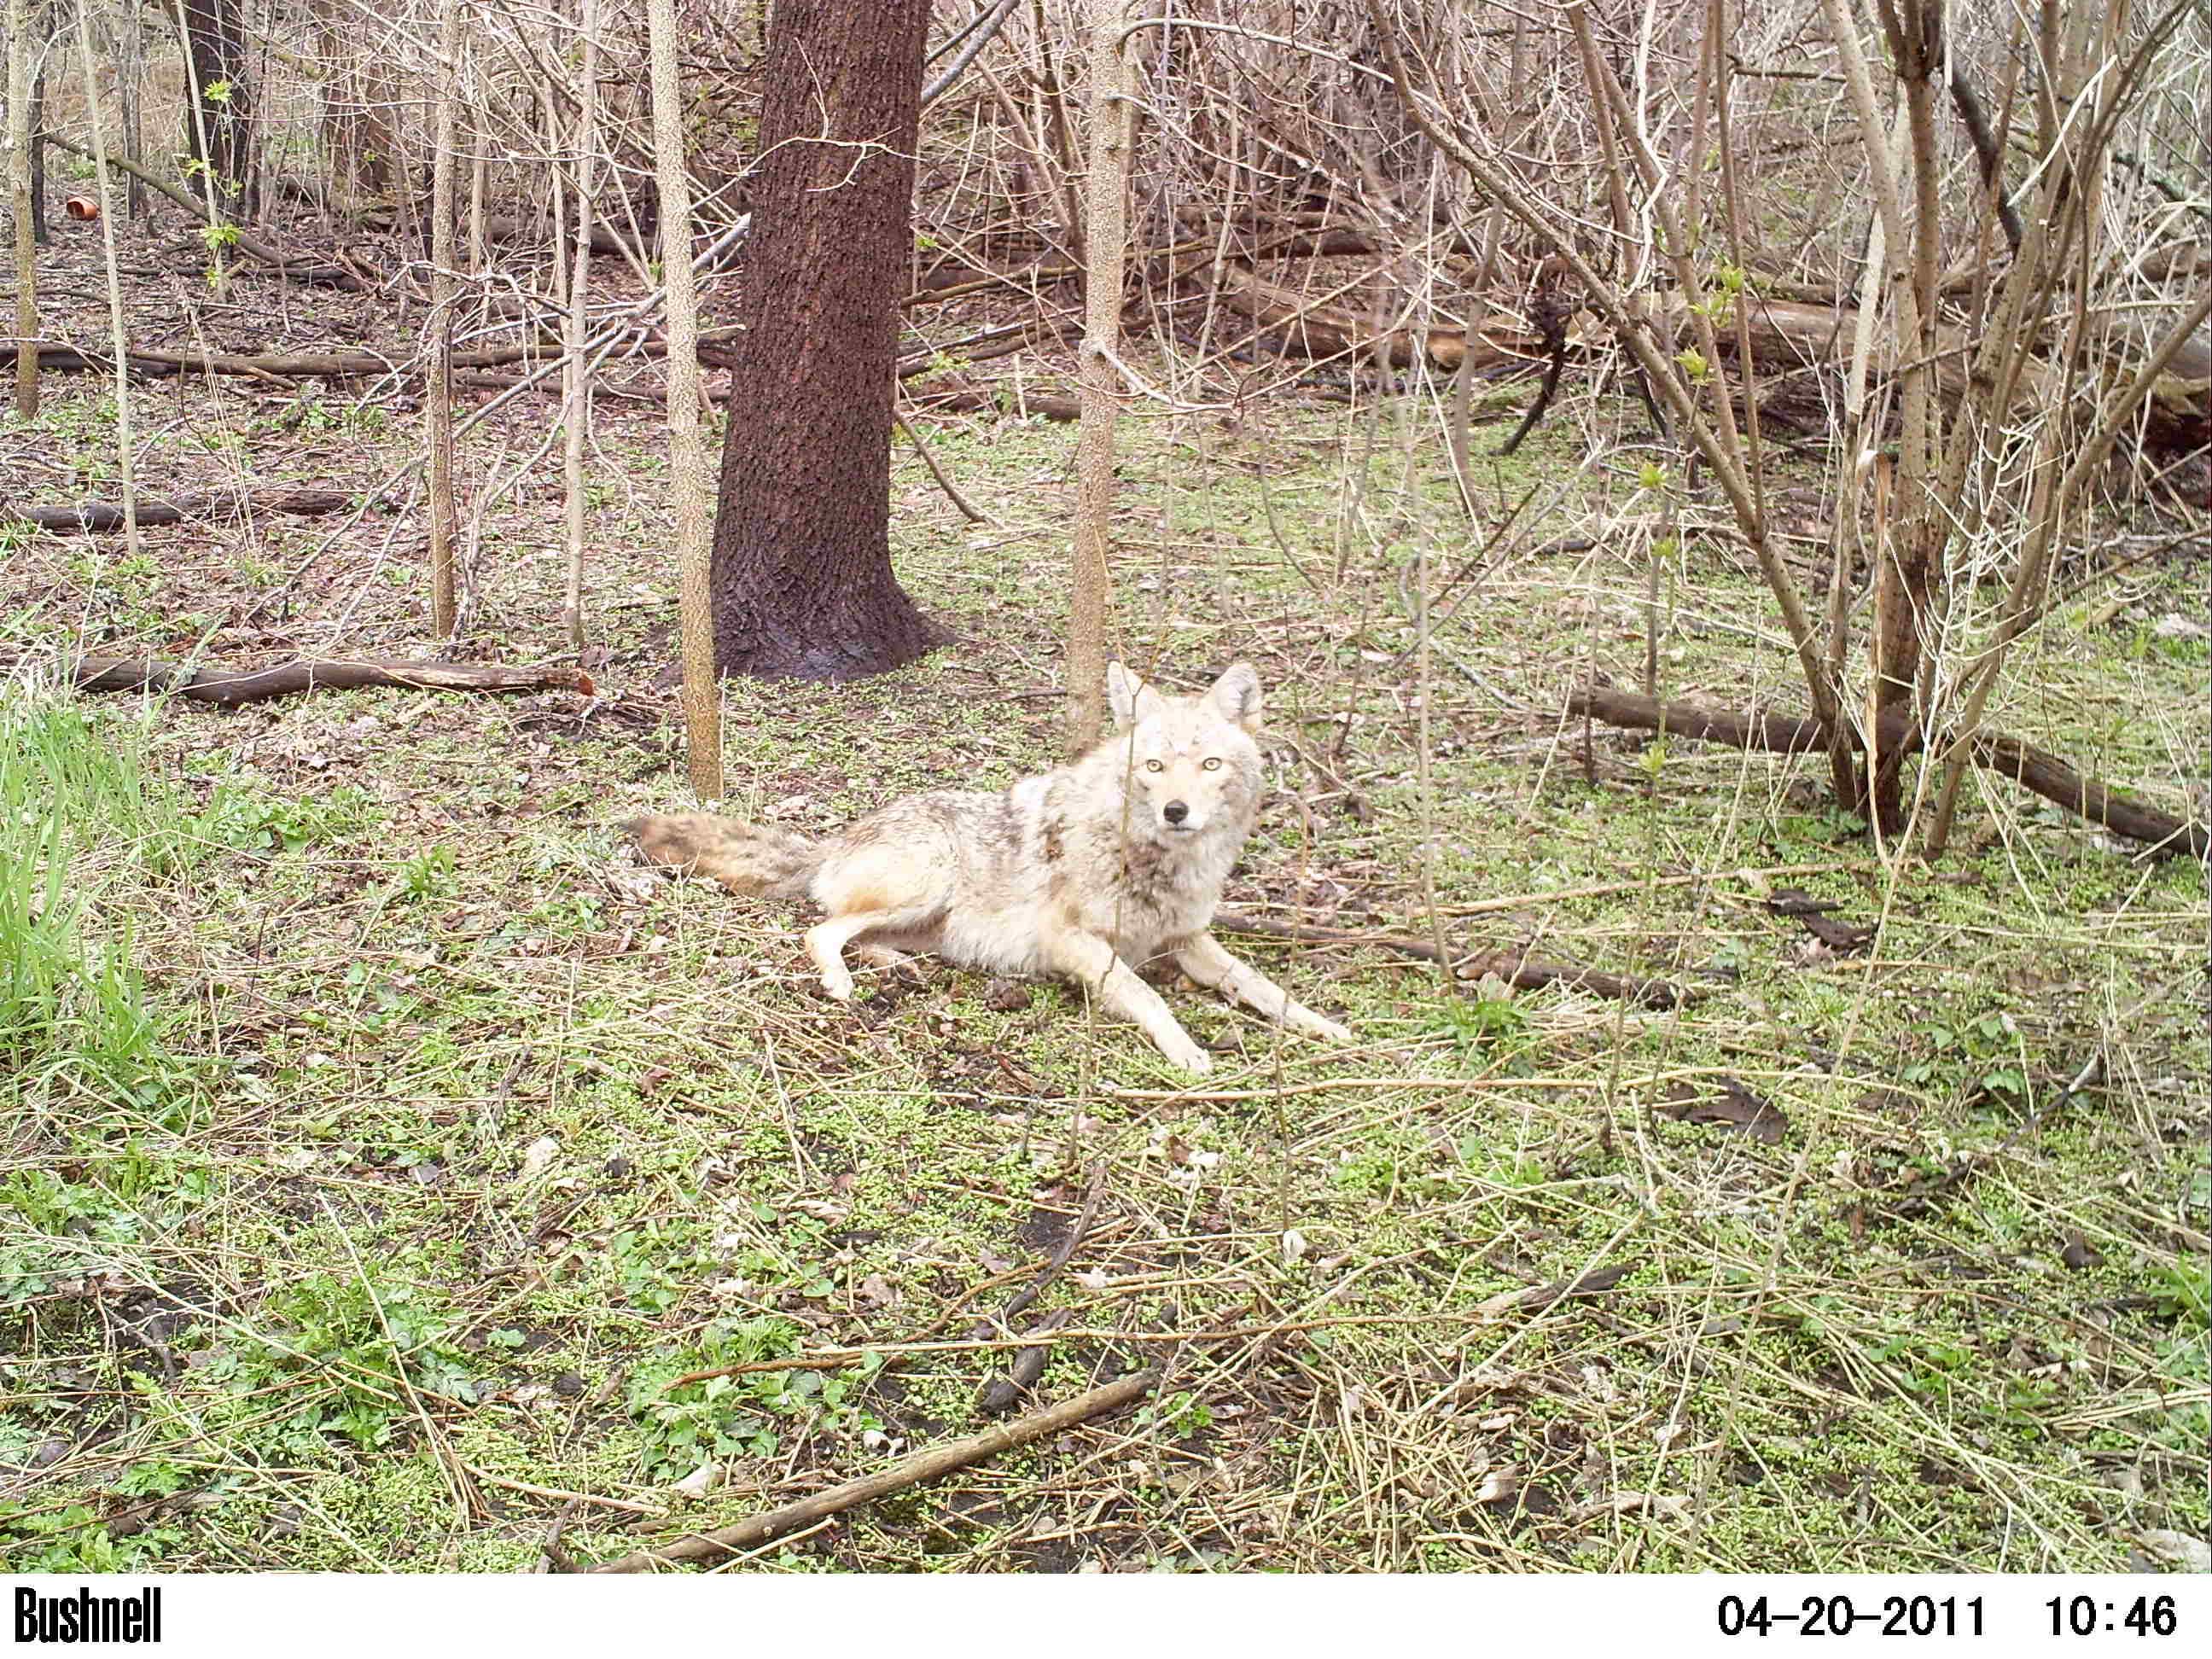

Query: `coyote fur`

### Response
(627, 661, 1351, 1074)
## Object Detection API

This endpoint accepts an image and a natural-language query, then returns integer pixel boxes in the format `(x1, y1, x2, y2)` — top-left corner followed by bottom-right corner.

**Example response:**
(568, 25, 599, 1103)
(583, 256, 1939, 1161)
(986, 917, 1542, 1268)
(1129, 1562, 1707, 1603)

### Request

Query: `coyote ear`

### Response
(1106, 661, 1162, 729)
(1208, 662, 1264, 733)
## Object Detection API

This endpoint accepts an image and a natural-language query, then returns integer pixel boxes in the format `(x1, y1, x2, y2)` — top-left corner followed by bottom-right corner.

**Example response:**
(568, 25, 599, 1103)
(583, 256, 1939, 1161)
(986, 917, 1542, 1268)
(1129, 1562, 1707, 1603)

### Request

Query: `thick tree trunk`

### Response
(314, 0, 394, 205)
(177, 0, 252, 214)
(708, 0, 945, 681)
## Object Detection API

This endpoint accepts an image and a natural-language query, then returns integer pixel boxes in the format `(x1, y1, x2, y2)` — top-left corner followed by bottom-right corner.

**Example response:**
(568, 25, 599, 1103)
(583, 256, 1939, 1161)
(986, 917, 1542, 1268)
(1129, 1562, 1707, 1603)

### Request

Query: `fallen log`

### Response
(588, 1367, 1159, 1572)
(1216, 267, 1534, 373)
(1190, 258, 2203, 449)
(0, 346, 180, 380)
(907, 387, 1081, 422)
(2, 488, 359, 534)
(2, 651, 593, 707)
(0, 326, 743, 387)
(1974, 732, 2204, 857)
(1568, 687, 2206, 859)
(474, 212, 649, 263)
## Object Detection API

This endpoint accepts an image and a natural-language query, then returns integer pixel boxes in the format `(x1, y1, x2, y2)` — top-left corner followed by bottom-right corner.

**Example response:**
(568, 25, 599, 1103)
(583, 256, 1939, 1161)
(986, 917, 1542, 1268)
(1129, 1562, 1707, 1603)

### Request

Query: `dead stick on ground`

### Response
(894, 407, 992, 523)
(588, 1367, 1160, 1572)
(975, 1161, 1106, 1415)
(983, 1160, 1106, 1336)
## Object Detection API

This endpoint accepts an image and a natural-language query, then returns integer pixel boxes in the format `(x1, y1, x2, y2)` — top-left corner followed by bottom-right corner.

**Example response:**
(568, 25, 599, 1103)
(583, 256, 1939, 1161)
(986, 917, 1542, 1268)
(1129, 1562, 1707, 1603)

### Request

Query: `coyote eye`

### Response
(1202, 758, 1222, 771)
(1144, 760, 1163, 773)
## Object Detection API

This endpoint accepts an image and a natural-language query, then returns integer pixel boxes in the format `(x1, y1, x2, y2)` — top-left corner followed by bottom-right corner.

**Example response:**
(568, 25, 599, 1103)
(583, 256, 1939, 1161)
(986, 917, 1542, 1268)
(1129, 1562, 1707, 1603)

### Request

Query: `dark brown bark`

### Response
(2, 650, 592, 706)
(1974, 733, 2208, 858)
(908, 388, 1081, 422)
(178, 0, 253, 215)
(1867, 516, 1938, 831)
(707, 0, 946, 681)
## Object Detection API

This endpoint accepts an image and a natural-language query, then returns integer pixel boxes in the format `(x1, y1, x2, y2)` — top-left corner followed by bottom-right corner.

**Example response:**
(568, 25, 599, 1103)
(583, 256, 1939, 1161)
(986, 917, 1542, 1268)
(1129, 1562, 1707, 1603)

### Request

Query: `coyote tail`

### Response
(626, 812, 824, 901)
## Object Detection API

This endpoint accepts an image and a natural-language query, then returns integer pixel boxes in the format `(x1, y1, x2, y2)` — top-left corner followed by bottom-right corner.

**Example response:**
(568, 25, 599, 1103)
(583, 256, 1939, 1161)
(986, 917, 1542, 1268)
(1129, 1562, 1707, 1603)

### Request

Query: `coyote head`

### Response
(1104, 661, 1266, 837)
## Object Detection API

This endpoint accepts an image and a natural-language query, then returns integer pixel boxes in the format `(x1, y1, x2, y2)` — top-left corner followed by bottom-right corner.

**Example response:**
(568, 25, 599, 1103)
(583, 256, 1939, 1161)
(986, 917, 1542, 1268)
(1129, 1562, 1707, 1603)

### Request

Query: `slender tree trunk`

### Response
(561, 0, 600, 656)
(1066, 0, 1132, 754)
(26, 19, 44, 244)
(73, 0, 135, 559)
(116, 2, 144, 218)
(7, 0, 37, 416)
(707, 0, 944, 681)
(468, 137, 486, 276)
(1862, 0, 1945, 836)
(426, 0, 460, 638)
(643, 0, 722, 794)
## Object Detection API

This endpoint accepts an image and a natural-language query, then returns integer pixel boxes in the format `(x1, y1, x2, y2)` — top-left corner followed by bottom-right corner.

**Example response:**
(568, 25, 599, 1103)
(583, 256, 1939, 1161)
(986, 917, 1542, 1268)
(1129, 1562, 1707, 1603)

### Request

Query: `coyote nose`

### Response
(1163, 800, 1189, 825)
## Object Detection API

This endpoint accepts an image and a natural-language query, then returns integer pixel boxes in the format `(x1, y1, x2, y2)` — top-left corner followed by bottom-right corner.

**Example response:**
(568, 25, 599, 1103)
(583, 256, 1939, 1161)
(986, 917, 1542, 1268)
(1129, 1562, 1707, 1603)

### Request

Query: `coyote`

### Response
(628, 661, 1352, 1074)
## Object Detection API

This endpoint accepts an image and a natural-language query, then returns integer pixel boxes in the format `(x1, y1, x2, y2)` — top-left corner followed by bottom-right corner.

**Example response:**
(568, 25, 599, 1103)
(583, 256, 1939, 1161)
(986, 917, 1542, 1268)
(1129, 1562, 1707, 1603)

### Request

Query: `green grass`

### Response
(0, 696, 212, 1112)
(1, 363, 2204, 1574)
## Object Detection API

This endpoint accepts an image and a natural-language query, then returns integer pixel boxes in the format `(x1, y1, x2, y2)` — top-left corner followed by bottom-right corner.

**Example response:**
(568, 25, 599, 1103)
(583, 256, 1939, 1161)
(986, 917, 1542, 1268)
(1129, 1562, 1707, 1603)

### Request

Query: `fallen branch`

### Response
(1476, 1262, 1633, 1318)
(1211, 909, 1697, 1009)
(2, 488, 360, 534)
(2, 651, 594, 707)
(1565, 685, 1859, 756)
(1877, 1051, 2105, 1222)
(1458, 947, 1697, 1010)
(1973, 734, 2205, 858)
(908, 387, 1082, 422)
(588, 1367, 1159, 1572)
(0, 327, 742, 387)
(1567, 687, 2207, 859)
(975, 1311, 1075, 1416)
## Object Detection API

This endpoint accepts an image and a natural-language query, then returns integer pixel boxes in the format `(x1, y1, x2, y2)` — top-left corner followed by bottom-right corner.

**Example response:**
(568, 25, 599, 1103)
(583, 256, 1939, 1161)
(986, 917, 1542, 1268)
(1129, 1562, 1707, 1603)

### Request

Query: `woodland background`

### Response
(0, 0, 2206, 1574)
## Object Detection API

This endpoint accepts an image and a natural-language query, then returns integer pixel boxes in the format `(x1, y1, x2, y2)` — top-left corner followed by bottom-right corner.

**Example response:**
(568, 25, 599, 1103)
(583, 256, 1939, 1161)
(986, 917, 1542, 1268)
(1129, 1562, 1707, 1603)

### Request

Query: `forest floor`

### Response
(2, 205, 2207, 1574)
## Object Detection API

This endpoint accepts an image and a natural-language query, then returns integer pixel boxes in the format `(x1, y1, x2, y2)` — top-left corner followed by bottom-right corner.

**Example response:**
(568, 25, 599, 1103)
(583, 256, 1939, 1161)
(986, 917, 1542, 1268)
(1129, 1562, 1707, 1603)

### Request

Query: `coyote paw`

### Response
(818, 966, 857, 1003)
(1163, 1038, 1214, 1077)
(1287, 1003, 1353, 1045)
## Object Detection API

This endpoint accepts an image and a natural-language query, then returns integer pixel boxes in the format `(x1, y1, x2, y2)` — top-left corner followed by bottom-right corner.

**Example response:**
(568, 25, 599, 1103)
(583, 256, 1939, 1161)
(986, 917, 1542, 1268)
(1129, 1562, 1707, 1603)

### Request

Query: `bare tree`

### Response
(1064, 0, 1135, 753)
(313, 0, 394, 207)
(644, 0, 722, 795)
(426, 0, 461, 638)
(72, 0, 135, 557)
(707, 0, 945, 680)
(561, 0, 602, 656)
(6, 0, 35, 416)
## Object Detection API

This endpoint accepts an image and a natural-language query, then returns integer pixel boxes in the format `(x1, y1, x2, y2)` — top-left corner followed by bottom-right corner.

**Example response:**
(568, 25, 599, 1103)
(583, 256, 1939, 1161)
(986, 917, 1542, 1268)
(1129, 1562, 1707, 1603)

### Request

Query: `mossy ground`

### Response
(2, 278, 2204, 1573)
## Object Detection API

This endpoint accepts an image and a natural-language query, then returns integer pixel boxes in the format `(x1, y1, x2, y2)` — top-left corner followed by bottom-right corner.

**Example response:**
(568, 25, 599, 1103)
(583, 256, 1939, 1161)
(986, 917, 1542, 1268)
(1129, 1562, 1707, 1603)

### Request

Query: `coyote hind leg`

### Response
(806, 909, 934, 1002)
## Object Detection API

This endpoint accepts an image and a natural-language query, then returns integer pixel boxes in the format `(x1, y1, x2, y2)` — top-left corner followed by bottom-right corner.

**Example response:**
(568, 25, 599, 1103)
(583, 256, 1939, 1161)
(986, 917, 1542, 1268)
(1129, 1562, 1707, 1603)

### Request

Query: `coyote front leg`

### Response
(1041, 925, 1214, 1075)
(1174, 932, 1353, 1044)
